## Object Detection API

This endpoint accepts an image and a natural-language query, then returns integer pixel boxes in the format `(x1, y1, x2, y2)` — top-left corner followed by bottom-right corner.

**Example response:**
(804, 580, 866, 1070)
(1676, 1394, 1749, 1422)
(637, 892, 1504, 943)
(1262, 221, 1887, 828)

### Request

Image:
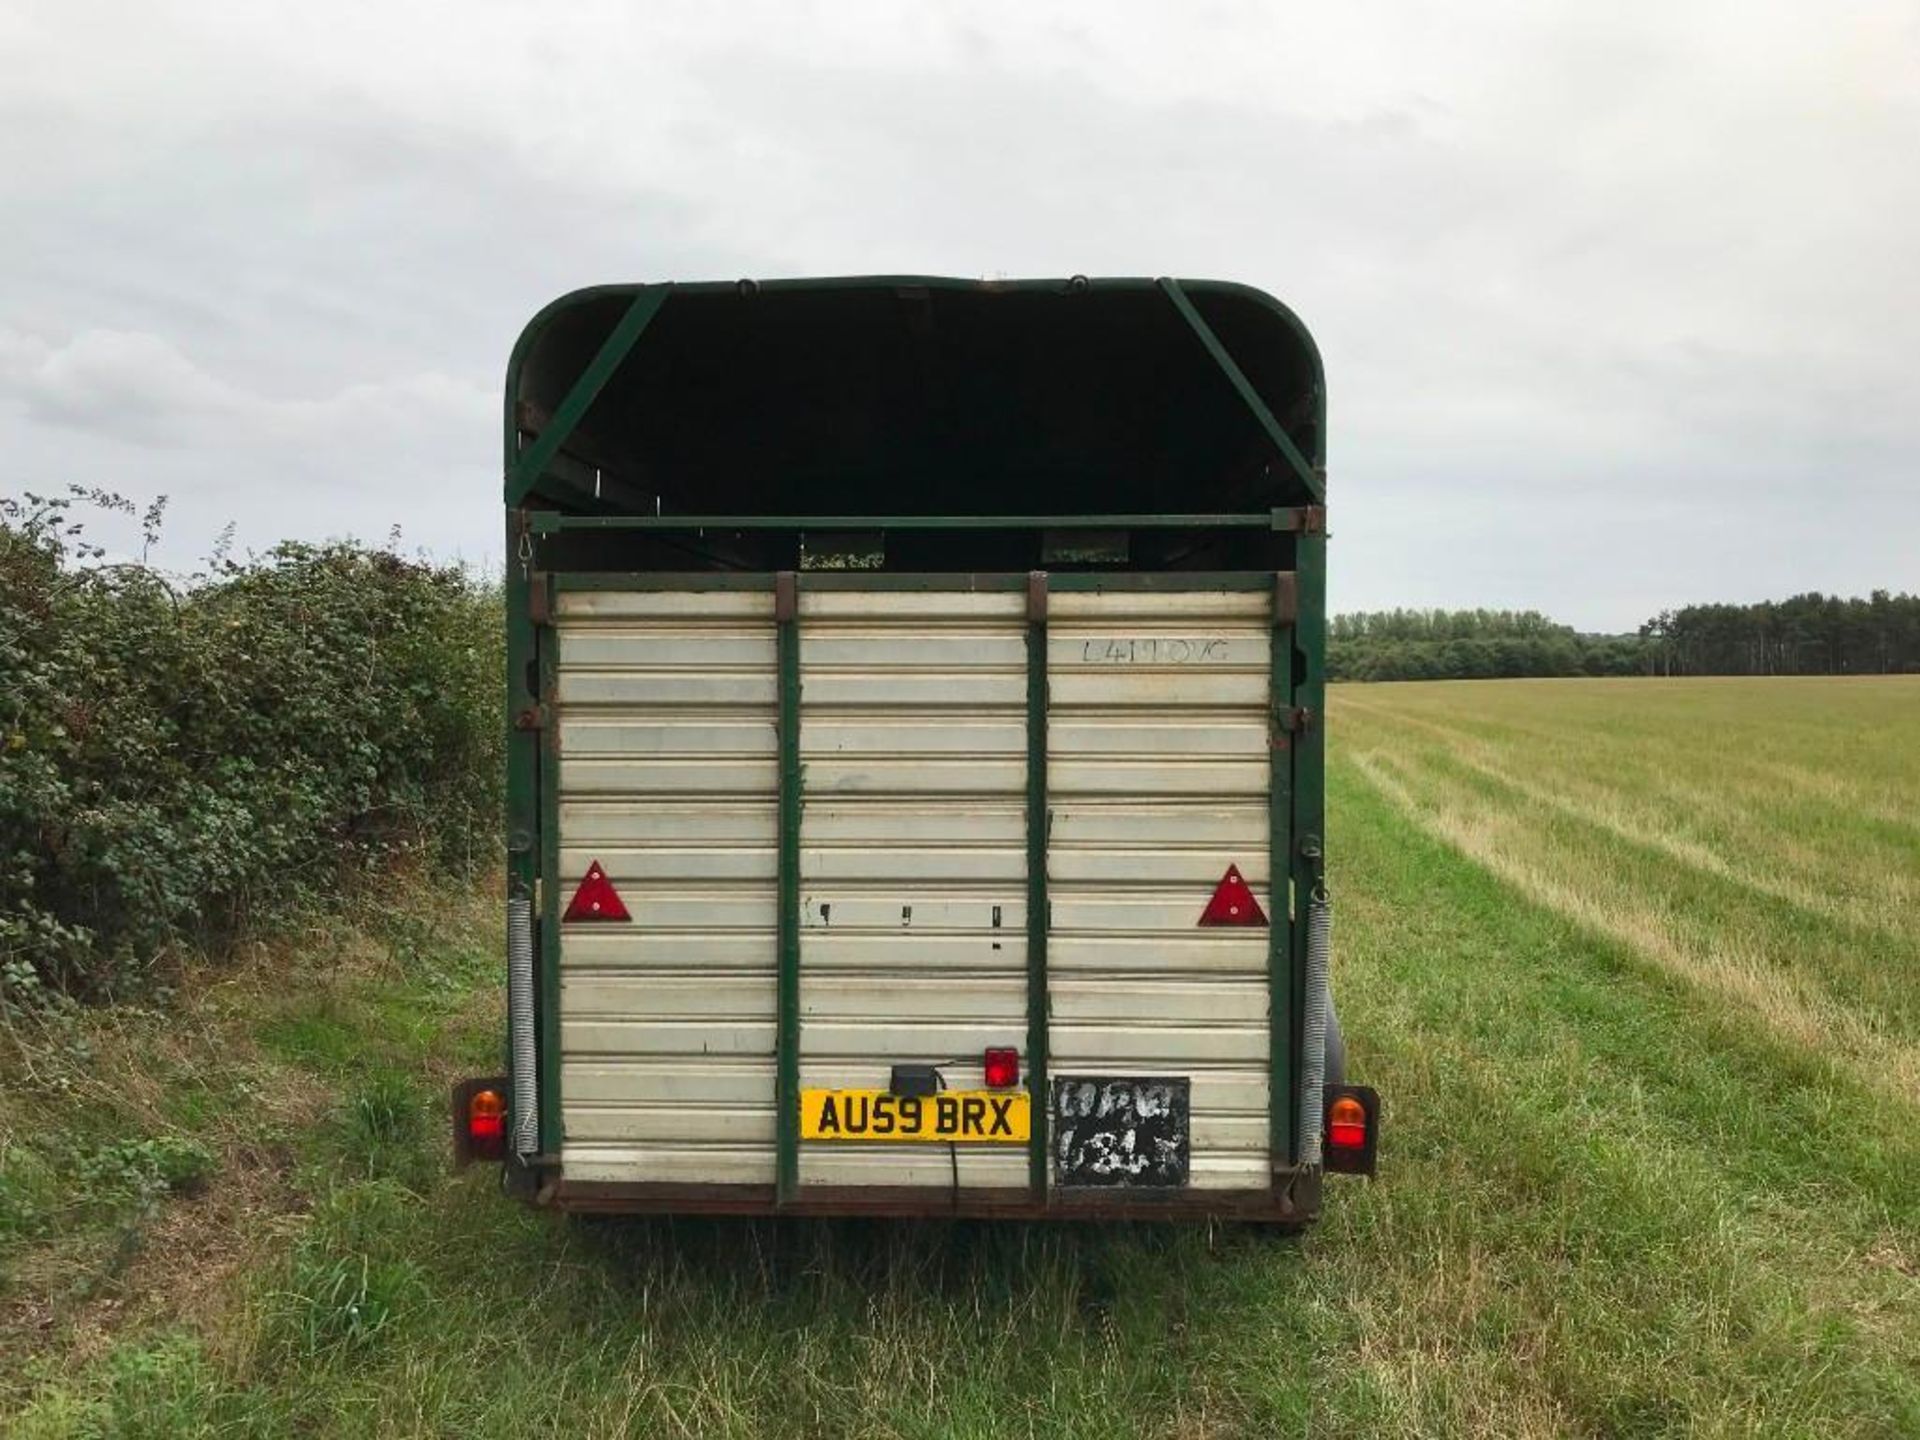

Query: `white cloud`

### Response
(0, 326, 495, 570)
(0, 326, 489, 454)
(1, 0, 1916, 627)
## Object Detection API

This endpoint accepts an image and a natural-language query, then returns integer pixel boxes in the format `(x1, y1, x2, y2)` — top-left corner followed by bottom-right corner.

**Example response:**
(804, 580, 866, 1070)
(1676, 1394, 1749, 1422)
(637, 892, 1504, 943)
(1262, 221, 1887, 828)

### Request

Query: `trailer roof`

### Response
(506, 276, 1324, 517)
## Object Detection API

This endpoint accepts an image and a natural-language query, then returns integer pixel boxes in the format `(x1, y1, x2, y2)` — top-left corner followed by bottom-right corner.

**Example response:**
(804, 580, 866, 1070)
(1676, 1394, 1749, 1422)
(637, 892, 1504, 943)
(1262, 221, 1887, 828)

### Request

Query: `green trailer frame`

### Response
(496, 277, 1335, 1222)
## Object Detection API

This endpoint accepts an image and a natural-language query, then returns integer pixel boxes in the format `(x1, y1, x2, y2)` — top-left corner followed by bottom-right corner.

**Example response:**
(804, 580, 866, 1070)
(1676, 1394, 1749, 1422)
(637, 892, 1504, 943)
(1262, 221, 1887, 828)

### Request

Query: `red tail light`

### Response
(1323, 1084, 1380, 1176)
(983, 1048, 1020, 1089)
(452, 1076, 512, 1167)
(1327, 1095, 1366, 1150)
(466, 1087, 506, 1161)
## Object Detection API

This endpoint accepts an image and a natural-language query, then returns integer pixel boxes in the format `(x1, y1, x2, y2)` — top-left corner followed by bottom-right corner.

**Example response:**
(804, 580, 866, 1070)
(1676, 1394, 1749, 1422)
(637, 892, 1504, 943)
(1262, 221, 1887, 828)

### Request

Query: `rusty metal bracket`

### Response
(513, 705, 549, 732)
(527, 572, 552, 626)
(1027, 569, 1049, 621)
(1273, 705, 1314, 735)
(1271, 508, 1329, 534)
(1274, 572, 1299, 627)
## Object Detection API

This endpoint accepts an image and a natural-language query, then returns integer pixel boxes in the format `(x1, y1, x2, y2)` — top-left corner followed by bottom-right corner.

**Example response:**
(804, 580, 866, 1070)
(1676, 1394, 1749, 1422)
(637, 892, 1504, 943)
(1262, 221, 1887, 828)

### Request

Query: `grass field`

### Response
(4, 676, 1916, 1437)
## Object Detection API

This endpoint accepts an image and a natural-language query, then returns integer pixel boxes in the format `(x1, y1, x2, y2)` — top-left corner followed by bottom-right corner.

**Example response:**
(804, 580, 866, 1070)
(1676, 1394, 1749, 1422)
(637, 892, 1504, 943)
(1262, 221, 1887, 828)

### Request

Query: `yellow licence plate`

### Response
(800, 1088, 1029, 1143)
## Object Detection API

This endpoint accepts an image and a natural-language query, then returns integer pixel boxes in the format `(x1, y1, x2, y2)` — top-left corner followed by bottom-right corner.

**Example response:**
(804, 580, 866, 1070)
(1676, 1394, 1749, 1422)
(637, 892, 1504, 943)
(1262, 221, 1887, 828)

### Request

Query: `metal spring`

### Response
(1299, 886, 1332, 1167)
(507, 892, 539, 1159)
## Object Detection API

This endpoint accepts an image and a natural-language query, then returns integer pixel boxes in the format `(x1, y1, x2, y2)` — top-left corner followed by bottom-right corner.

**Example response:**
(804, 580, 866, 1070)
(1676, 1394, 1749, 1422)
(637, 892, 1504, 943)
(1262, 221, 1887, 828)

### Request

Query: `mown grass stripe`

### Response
(1350, 747, 1920, 1115)
(1359, 739, 1920, 1027)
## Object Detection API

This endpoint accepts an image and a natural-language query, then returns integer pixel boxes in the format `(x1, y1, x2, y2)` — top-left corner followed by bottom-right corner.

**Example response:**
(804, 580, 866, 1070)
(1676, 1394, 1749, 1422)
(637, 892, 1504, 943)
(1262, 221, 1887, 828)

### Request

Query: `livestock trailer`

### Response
(455, 276, 1378, 1224)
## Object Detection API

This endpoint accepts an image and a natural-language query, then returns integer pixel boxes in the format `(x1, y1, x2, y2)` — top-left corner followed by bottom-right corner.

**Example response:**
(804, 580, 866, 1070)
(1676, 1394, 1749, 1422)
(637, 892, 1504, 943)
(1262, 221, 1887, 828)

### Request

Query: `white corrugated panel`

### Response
(552, 581, 1275, 1198)
(1047, 590, 1273, 1190)
(797, 589, 1031, 1190)
(554, 589, 780, 1186)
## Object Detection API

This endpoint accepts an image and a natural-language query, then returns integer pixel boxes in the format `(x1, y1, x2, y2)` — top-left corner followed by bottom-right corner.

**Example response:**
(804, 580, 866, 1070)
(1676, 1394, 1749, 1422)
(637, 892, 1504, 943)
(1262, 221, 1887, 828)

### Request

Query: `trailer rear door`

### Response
(546, 573, 1287, 1202)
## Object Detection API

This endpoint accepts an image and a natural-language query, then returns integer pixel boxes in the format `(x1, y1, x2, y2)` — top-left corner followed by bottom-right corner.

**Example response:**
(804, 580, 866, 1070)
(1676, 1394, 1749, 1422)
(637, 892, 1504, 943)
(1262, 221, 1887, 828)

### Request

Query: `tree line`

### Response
(1330, 592, 1920, 682)
(1639, 591, 1920, 676)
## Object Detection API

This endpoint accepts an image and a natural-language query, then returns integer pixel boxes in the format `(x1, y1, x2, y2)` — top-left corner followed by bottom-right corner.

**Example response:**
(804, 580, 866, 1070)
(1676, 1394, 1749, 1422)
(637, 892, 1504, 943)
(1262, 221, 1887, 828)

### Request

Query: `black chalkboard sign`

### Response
(1051, 1077, 1191, 1187)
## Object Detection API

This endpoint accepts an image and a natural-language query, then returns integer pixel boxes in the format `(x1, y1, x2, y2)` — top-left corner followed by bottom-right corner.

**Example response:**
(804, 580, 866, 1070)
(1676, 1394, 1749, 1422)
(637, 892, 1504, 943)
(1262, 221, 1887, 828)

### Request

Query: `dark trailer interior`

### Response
(504, 276, 1326, 572)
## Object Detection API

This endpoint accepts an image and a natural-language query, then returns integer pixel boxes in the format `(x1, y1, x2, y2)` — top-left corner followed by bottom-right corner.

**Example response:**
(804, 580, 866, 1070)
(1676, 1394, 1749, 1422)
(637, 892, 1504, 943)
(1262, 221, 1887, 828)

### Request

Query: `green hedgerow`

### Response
(0, 488, 503, 1005)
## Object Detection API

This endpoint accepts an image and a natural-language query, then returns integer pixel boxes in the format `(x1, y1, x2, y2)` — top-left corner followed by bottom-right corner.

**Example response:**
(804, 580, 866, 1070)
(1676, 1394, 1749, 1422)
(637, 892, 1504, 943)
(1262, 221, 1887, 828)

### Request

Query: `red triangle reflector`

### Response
(563, 860, 630, 923)
(1199, 864, 1267, 927)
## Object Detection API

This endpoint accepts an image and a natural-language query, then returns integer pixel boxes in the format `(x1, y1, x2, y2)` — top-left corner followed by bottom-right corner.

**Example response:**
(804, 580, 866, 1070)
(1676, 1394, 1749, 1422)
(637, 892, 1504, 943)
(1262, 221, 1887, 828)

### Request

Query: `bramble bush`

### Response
(0, 488, 502, 1006)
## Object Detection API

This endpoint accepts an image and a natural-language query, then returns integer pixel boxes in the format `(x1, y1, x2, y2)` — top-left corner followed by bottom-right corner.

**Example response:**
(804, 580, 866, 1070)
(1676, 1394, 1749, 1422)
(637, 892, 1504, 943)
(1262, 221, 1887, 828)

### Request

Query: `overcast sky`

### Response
(3, 2, 1915, 629)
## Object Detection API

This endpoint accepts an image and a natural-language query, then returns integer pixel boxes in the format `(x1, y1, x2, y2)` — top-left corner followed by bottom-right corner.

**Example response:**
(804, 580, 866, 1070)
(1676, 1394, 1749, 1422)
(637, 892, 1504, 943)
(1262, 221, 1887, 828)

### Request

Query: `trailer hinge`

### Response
(1298, 504, 1327, 536)
(513, 704, 549, 732)
(1273, 705, 1314, 736)
(1273, 572, 1298, 626)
